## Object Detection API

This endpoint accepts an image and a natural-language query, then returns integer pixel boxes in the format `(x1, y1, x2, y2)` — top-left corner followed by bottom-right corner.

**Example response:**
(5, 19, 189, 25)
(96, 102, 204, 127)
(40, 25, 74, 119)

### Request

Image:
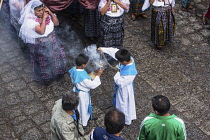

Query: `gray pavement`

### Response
(0, 0, 210, 140)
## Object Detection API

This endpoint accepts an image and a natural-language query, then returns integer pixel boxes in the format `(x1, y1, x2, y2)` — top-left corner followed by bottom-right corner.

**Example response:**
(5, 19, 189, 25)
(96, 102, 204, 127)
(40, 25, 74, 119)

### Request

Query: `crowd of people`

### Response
(51, 91, 187, 139)
(6, 0, 209, 139)
(8, 0, 209, 84)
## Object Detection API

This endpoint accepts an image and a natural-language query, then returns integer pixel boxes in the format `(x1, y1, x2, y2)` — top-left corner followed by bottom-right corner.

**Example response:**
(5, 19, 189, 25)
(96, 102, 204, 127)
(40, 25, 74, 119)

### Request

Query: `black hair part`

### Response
(152, 95, 170, 116)
(62, 91, 79, 111)
(75, 54, 89, 66)
(105, 108, 125, 134)
(34, 4, 44, 10)
(115, 49, 131, 62)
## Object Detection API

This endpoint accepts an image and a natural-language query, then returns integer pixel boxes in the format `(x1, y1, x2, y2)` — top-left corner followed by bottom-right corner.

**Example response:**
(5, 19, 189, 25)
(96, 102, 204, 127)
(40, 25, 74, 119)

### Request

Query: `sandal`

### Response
(156, 45, 164, 50)
(188, 5, 195, 11)
(181, 6, 187, 11)
(131, 14, 136, 21)
(141, 14, 148, 19)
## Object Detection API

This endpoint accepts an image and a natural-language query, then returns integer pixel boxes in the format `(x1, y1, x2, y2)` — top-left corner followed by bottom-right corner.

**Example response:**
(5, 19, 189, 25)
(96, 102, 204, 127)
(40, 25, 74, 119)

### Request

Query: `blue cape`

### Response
(120, 57, 138, 76)
(69, 67, 91, 84)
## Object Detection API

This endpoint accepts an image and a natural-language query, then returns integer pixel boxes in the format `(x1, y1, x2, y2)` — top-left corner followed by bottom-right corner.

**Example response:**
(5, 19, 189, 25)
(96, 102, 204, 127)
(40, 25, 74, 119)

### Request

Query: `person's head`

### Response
(105, 108, 125, 134)
(75, 54, 89, 68)
(115, 49, 131, 65)
(62, 91, 79, 111)
(152, 95, 170, 116)
(32, 1, 44, 18)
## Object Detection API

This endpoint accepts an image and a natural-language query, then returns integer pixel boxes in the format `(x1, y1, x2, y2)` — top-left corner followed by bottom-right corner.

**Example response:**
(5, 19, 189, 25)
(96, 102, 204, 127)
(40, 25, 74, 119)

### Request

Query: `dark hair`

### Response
(152, 95, 170, 116)
(75, 54, 89, 66)
(105, 108, 125, 134)
(62, 91, 79, 111)
(115, 49, 131, 62)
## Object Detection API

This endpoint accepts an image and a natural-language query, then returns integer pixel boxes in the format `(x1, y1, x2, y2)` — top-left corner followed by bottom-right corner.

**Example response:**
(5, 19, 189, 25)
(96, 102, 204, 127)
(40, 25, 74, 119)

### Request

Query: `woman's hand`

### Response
(113, 0, 129, 10)
(43, 9, 49, 19)
(44, 7, 53, 16)
(44, 6, 59, 26)
(100, 0, 112, 15)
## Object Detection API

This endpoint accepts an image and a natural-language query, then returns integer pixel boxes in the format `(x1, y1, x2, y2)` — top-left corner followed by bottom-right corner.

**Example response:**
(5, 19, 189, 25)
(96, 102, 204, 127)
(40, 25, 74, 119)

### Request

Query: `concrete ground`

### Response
(0, 0, 210, 139)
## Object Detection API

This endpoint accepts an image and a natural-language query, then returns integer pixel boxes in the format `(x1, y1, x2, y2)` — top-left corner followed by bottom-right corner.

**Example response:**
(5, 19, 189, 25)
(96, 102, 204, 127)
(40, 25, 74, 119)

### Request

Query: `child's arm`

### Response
(82, 76, 101, 89)
(114, 72, 136, 87)
(82, 68, 103, 89)
(98, 47, 119, 60)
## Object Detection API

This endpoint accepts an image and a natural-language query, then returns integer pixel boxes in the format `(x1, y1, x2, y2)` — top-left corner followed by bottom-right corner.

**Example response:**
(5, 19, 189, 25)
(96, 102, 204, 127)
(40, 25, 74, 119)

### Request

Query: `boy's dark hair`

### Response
(62, 91, 79, 111)
(152, 95, 170, 116)
(115, 49, 131, 62)
(105, 108, 125, 134)
(75, 54, 89, 66)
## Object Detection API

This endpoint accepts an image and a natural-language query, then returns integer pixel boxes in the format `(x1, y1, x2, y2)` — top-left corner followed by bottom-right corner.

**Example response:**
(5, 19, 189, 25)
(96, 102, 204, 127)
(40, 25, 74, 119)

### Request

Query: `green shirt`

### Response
(138, 113, 186, 140)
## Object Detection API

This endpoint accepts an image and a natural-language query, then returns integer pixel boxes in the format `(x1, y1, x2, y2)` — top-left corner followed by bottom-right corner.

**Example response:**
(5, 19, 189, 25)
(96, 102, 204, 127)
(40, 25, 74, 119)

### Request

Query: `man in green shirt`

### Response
(137, 95, 186, 140)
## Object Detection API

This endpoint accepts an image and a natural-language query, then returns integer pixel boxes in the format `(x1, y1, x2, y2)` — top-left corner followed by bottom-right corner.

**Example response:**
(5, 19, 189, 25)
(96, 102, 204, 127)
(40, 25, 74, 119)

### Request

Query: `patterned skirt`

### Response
(181, 0, 191, 8)
(130, 0, 150, 15)
(30, 31, 66, 83)
(100, 14, 124, 49)
(84, 9, 100, 37)
(151, 6, 175, 46)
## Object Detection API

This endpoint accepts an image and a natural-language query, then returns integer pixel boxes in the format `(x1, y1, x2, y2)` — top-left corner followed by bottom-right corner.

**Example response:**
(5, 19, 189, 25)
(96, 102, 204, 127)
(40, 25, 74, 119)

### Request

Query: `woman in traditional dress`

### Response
(98, 0, 130, 49)
(143, 0, 175, 49)
(180, 0, 194, 11)
(19, 0, 66, 85)
(130, 0, 150, 21)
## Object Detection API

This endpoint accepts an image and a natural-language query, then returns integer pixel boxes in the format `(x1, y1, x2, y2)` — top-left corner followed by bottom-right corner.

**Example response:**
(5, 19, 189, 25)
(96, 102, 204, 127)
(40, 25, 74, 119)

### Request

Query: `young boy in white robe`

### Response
(69, 54, 103, 126)
(98, 47, 138, 125)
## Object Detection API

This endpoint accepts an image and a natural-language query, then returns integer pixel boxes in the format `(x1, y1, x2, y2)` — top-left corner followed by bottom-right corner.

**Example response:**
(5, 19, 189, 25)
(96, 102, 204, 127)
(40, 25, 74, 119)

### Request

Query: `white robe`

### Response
(72, 69, 101, 126)
(100, 47, 137, 125)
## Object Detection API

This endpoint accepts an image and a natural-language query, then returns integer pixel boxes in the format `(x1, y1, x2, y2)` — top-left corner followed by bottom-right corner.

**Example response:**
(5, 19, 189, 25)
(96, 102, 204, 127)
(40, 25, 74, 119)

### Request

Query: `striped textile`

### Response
(30, 31, 66, 83)
(84, 9, 100, 37)
(100, 14, 124, 49)
(151, 6, 175, 46)
(130, 0, 150, 15)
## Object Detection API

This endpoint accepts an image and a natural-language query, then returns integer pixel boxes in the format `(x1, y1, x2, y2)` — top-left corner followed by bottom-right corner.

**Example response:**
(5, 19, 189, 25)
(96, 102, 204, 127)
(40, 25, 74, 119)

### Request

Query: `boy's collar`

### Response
(75, 68, 84, 71)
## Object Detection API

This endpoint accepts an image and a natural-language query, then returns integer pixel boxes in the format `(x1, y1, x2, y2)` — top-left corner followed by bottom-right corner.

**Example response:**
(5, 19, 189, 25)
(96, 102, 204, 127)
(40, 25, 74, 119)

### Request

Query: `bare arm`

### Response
(13, 1, 23, 11)
(24, 0, 26, 6)
(149, 0, 154, 4)
(44, 7, 59, 26)
(100, 0, 111, 15)
(113, 0, 129, 10)
(172, 7, 175, 13)
(35, 12, 48, 35)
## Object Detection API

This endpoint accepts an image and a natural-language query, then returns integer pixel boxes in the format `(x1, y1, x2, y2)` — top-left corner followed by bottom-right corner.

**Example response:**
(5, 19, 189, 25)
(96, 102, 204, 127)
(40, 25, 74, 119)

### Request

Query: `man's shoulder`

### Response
(93, 127, 124, 140)
(172, 115, 185, 125)
(51, 99, 74, 125)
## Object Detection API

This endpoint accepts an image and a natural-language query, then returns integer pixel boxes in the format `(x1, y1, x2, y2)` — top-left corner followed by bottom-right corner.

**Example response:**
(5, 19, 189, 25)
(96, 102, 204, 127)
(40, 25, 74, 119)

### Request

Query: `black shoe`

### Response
(155, 45, 164, 50)
(90, 117, 98, 121)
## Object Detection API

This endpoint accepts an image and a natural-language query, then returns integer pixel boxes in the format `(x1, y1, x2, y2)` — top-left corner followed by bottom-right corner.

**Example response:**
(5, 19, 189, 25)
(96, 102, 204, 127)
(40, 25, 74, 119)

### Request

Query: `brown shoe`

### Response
(181, 6, 187, 11)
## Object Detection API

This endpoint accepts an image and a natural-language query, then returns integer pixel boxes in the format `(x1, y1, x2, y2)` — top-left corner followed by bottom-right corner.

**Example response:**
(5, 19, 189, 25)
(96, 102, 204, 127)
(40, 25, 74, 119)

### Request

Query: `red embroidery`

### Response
(28, 16, 50, 25)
